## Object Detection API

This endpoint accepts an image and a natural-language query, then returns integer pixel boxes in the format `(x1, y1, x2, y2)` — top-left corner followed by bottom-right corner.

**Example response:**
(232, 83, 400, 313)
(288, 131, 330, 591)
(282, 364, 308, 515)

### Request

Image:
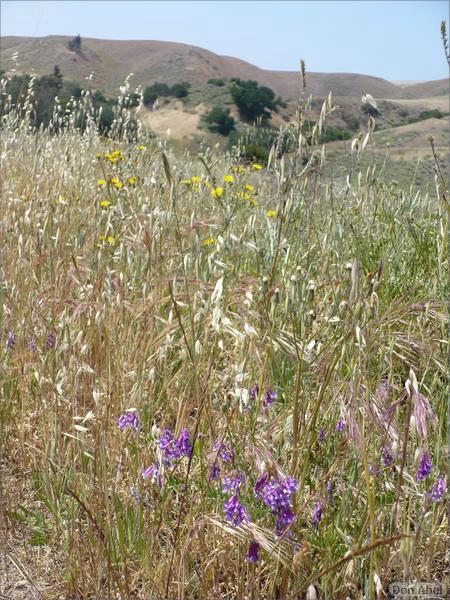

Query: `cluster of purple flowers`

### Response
(262, 388, 277, 408)
(248, 384, 277, 409)
(5, 331, 57, 352)
(223, 494, 250, 526)
(247, 541, 261, 563)
(417, 451, 432, 482)
(254, 473, 298, 534)
(6, 331, 15, 349)
(222, 473, 243, 494)
(116, 411, 140, 432)
(46, 331, 56, 349)
(142, 428, 192, 487)
(209, 438, 235, 481)
(326, 479, 333, 505)
(158, 428, 192, 465)
(382, 445, 394, 468)
(249, 383, 259, 402)
(142, 463, 162, 487)
(28, 336, 37, 353)
(311, 500, 323, 528)
(212, 439, 234, 462)
(428, 476, 446, 502)
(335, 419, 346, 432)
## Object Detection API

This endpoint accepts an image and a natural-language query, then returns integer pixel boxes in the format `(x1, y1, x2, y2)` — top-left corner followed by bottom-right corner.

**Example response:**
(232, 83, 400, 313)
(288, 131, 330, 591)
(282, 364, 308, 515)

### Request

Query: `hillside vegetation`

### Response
(0, 74, 448, 599)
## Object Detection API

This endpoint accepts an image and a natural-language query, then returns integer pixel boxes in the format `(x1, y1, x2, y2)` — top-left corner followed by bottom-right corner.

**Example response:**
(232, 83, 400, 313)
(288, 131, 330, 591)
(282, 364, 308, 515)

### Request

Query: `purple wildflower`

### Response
(249, 383, 259, 402)
(254, 474, 297, 534)
(222, 473, 243, 494)
(117, 411, 139, 432)
(262, 388, 277, 408)
(28, 336, 37, 353)
(213, 439, 234, 462)
(209, 462, 220, 481)
(247, 541, 261, 563)
(158, 428, 192, 465)
(417, 452, 432, 482)
(223, 494, 249, 526)
(335, 419, 345, 432)
(319, 427, 326, 443)
(176, 428, 192, 457)
(382, 446, 394, 468)
(326, 479, 333, 505)
(46, 331, 56, 349)
(311, 500, 322, 529)
(6, 331, 15, 349)
(275, 508, 296, 533)
(428, 476, 446, 502)
(142, 463, 162, 486)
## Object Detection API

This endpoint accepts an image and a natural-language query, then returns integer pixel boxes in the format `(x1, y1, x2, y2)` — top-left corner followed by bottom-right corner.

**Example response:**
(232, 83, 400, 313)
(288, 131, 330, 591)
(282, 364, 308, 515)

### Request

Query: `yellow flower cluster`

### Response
(202, 237, 216, 247)
(98, 235, 116, 245)
(110, 177, 123, 189)
(211, 187, 223, 199)
(182, 175, 205, 189)
(266, 210, 277, 218)
(96, 149, 124, 164)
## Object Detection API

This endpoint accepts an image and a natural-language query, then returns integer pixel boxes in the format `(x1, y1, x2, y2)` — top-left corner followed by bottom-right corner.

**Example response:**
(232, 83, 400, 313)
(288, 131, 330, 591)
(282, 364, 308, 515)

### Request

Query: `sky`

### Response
(1, 1, 448, 80)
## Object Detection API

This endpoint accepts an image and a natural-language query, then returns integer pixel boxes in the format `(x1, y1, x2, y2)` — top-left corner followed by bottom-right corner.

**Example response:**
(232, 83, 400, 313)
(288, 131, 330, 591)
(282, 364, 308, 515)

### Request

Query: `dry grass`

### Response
(0, 82, 448, 600)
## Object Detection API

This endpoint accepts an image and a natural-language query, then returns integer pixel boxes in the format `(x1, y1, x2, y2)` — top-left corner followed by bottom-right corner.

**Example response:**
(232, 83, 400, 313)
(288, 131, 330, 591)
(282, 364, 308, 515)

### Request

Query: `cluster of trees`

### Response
(143, 81, 191, 106)
(202, 79, 287, 139)
(229, 78, 286, 122)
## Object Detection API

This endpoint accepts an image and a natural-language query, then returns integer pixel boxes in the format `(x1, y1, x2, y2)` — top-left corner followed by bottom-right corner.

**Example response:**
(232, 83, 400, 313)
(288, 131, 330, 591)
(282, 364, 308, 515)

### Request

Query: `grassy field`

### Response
(0, 87, 448, 600)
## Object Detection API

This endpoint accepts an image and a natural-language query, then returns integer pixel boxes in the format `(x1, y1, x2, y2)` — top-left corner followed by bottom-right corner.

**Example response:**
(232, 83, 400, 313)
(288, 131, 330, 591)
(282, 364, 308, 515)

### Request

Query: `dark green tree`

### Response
(143, 82, 171, 106)
(67, 34, 81, 51)
(171, 81, 191, 98)
(229, 79, 281, 122)
(204, 106, 235, 135)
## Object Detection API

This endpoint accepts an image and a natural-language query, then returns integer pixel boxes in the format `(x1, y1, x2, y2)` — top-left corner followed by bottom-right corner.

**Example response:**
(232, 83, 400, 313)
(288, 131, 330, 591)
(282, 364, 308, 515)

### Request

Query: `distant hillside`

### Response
(1, 35, 445, 101)
(404, 78, 449, 98)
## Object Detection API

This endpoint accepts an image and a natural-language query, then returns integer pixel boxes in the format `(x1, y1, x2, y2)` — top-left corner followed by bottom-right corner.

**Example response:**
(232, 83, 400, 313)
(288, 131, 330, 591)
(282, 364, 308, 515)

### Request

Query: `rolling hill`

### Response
(1, 35, 445, 101)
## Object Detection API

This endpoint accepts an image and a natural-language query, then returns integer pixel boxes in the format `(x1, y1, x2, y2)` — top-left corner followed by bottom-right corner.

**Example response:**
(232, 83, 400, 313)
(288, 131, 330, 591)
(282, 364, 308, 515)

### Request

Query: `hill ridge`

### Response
(1, 34, 446, 100)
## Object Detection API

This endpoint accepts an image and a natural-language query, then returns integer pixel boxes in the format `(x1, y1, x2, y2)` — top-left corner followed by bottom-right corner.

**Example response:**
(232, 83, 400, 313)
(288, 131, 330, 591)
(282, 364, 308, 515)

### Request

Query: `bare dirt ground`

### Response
(137, 100, 206, 139)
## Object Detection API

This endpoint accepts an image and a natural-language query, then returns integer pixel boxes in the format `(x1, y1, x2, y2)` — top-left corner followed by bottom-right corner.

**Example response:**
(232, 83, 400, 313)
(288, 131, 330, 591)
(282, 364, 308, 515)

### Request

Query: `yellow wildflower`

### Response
(182, 179, 192, 186)
(111, 177, 123, 189)
(191, 176, 201, 183)
(105, 150, 123, 164)
(98, 179, 107, 186)
(202, 237, 216, 247)
(223, 174, 234, 183)
(127, 176, 137, 185)
(244, 184, 254, 192)
(211, 187, 223, 199)
(136, 145, 146, 151)
(266, 210, 277, 218)
(100, 200, 111, 208)
(107, 236, 115, 245)
(232, 165, 247, 173)
(251, 163, 263, 170)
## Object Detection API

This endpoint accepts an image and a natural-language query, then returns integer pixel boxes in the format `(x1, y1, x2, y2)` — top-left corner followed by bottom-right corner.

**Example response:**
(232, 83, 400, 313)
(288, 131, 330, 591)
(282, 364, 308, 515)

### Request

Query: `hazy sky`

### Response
(1, 1, 448, 80)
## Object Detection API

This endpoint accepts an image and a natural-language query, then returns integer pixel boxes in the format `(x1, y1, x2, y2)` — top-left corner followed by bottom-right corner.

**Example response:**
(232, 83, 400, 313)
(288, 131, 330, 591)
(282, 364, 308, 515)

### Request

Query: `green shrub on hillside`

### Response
(204, 106, 235, 135)
(208, 78, 225, 87)
(143, 81, 191, 106)
(229, 78, 284, 123)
